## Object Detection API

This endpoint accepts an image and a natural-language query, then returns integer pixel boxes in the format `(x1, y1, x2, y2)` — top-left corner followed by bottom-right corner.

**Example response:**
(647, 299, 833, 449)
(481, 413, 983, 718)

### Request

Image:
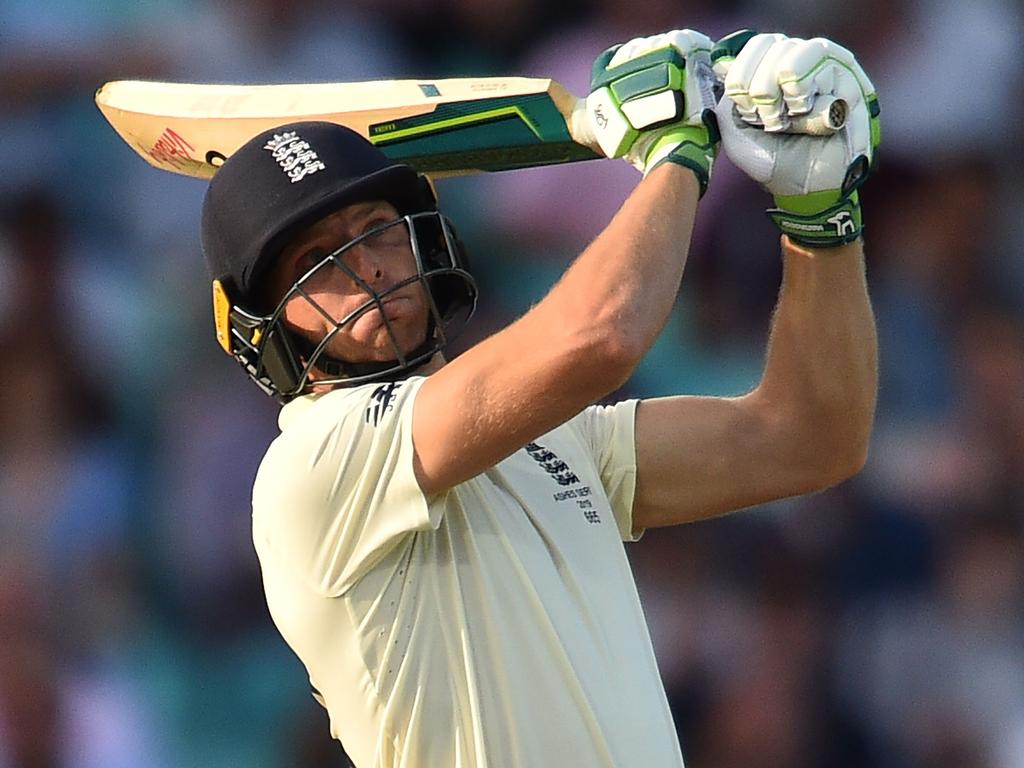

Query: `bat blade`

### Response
(95, 77, 602, 179)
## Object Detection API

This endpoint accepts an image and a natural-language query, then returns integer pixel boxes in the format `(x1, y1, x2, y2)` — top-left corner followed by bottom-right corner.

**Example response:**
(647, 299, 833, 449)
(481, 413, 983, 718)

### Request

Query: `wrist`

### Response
(638, 124, 716, 195)
(781, 234, 862, 260)
(645, 159, 702, 196)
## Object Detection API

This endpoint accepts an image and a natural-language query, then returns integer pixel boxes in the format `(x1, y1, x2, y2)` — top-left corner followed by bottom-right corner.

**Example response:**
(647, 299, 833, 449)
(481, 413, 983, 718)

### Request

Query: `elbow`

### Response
(598, 331, 647, 382)
(755, 387, 875, 495)
(843, 424, 873, 478)
(759, 361, 878, 493)
(566, 321, 645, 394)
(800, 405, 875, 491)
(537, 286, 656, 394)
(815, 436, 870, 490)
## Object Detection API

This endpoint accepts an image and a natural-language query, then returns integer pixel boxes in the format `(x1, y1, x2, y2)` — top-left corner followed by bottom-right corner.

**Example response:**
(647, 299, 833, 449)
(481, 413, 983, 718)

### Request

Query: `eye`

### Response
(361, 220, 408, 249)
(363, 218, 391, 232)
(296, 247, 327, 272)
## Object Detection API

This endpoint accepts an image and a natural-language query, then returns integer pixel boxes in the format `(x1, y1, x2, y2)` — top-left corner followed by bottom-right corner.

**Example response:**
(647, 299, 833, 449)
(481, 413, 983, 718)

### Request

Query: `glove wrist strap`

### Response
(643, 125, 715, 197)
(768, 190, 862, 248)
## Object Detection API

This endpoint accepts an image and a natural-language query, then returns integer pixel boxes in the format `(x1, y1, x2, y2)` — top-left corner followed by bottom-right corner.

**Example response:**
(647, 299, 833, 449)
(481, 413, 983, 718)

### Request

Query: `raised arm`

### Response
(412, 30, 718, 495)
(633, 31, 882, 528)
(633, 236, 877, 527)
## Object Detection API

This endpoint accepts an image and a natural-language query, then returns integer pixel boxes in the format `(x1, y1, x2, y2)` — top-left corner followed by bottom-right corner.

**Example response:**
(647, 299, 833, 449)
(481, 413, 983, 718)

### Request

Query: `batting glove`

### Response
(712, 30, 881, 247)
(586, 29, 719, 193)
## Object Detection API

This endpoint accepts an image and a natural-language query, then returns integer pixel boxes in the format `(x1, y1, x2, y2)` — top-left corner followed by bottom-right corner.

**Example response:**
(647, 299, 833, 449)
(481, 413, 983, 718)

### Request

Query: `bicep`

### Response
(632, 392, 825, 529)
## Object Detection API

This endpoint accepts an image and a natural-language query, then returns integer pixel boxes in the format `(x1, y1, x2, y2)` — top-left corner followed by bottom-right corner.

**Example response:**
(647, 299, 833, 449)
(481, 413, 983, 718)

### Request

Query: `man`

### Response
(200, 29, 879, 768)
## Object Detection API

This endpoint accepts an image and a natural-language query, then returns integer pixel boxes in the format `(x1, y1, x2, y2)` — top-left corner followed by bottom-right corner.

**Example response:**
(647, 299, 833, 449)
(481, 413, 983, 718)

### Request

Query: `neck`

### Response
(417, 353, 446, 376)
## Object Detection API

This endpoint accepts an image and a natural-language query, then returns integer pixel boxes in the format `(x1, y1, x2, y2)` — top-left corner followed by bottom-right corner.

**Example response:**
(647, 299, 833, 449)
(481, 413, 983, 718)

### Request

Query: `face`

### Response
(264, 200, 432, 366)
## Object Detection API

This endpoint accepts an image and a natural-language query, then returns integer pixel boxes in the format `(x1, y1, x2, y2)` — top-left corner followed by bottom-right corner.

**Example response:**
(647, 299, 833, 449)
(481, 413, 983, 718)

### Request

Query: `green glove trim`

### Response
(774, 188, 842, 215)
(644, 125, 716, 197)
(768, 191, 862, 247)
(710, 29, 757, 68)
(769, 153, 873, 247)
(610, 64, 685, 103)
(868, 95, 882, 156)
(590, 47, 687, 90)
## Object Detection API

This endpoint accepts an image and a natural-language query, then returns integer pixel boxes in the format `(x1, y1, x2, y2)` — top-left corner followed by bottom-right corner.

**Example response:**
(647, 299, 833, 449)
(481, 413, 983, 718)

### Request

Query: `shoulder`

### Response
(255, 377, 426, 504)
(278, 377, 426, 435)
(521, 400, 638, 472)
(561, 399, 639, 449)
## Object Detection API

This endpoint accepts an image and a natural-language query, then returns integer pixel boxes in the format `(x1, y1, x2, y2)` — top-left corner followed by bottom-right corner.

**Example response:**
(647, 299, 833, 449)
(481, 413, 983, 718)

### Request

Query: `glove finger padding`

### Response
(634, 29, 718, 127)
(586, 29, 716, 160)
(745, 36, 800, 131)
(715, 32, 879, 145)
(713, 30, 881, 246)
(715, 94, 860, 194)
(775, 37, 878, 161)
(716, 32, 787, 124)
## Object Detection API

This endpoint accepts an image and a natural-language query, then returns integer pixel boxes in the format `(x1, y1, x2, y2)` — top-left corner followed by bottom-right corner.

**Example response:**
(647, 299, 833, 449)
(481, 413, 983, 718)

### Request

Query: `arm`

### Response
(632, 31, 882, 528)
(633, 235, 877, 529)
(414, 165, 700, 495)
(412, 30, 719, 496)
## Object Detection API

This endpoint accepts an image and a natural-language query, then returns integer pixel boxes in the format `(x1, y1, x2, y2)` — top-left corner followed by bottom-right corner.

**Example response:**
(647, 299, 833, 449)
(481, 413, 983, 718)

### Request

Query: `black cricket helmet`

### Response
(201, 121, 477, 401)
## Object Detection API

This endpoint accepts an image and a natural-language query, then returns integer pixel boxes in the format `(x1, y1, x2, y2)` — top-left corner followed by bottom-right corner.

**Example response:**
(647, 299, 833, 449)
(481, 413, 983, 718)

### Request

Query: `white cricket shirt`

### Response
(252, 377, 684, 768)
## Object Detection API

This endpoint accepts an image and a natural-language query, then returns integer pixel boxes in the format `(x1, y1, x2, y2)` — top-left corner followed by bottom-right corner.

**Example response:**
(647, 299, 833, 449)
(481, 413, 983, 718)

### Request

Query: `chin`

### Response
(327, 327, 429, 364)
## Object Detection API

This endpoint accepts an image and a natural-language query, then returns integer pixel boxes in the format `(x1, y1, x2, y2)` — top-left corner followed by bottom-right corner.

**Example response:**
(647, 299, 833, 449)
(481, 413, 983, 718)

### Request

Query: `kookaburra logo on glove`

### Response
(827, 210, 857, 237)
(711, 30, 881, 247)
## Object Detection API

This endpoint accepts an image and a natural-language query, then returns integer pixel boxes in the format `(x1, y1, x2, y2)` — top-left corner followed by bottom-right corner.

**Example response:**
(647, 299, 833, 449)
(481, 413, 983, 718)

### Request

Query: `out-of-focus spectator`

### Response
(3, 1, 1024, 765)
(837, 513, 1024, 768)
(0, 188, 160, 767)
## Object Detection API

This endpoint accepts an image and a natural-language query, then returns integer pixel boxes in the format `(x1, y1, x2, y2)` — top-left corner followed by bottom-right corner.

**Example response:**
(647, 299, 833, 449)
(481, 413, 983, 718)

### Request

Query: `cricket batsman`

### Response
(199, 28, 880, 767)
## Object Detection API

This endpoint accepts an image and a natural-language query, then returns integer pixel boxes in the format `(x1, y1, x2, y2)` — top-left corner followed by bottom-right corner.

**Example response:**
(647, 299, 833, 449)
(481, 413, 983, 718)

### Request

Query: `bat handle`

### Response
(779, 96, 848, 136)
(729, 96, 847, 136)
(568, 99, 600, 151)
(570, 95, 848, 152)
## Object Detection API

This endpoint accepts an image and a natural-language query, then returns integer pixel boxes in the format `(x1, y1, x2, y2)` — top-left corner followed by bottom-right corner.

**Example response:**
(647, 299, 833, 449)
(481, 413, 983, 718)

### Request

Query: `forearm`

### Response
(755, 236, 878, 476)
(515, 28, 710, 381)
(538, 164, 700, 361)
(412, 166, 700, 494)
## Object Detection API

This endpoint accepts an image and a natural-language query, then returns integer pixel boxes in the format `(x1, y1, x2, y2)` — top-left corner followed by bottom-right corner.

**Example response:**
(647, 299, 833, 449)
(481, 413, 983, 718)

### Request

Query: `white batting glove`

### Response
(711, 30, 881, 246)
(586, 30, 719, 192)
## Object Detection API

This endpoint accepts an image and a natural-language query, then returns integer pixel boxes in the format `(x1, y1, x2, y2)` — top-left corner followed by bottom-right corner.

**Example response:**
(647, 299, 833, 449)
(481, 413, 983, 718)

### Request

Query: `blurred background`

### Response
(2, 0, 1023, 766)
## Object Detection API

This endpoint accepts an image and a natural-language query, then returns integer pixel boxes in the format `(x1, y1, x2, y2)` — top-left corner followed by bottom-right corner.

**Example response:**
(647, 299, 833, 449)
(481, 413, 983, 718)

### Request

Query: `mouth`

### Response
(380, 295, 412, 321)
(349, 296, 412, 336)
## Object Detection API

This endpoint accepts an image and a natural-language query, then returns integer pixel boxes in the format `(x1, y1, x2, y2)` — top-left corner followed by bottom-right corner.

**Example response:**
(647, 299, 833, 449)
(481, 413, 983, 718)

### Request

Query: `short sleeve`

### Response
(252, 377, 438, 596)
(568, 399, 642, 542)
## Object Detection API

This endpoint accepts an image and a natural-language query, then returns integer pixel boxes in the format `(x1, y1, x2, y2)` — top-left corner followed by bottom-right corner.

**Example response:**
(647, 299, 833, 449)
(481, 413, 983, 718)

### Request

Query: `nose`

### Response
(344, 243, 386, 290)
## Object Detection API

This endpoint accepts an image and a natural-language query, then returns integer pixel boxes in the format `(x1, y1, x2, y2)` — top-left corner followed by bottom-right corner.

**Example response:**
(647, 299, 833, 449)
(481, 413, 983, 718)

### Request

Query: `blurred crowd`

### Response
(2, 0, 1023, 766)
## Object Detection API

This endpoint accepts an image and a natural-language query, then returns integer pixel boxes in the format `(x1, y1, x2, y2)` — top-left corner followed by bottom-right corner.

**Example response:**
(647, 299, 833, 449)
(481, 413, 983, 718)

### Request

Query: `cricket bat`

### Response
(95, 77, 847, 180)
(95, 77, 604, 179)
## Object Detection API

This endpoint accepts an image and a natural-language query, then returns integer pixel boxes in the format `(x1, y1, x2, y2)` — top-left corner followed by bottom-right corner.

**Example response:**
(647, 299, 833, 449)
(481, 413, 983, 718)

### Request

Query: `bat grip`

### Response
(780, 96, 848, 136)
(570, 95, 848, 152)
(569, 100, 600, 151)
